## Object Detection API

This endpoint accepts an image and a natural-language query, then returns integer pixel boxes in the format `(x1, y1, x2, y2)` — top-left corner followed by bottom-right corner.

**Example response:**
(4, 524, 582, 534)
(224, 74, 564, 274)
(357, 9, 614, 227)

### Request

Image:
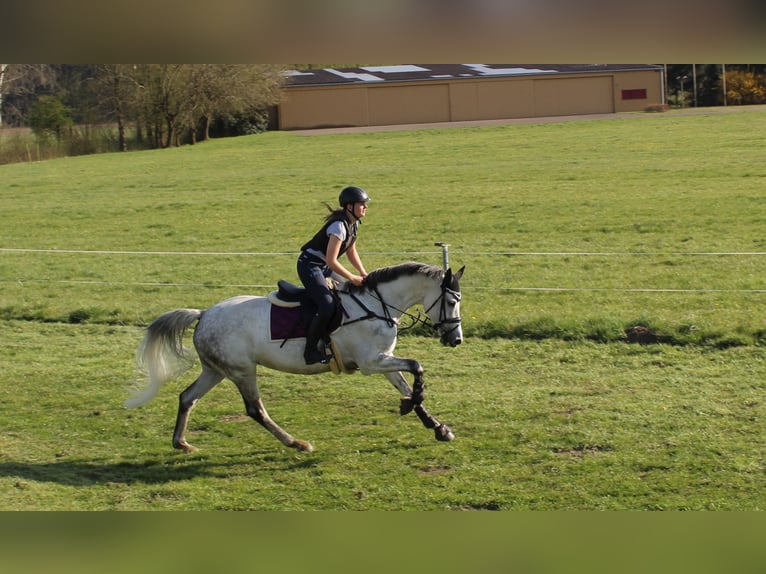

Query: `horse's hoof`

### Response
(292, 439, 314, 452)
(400, 397, 414, 415)
(435, 425, 455, 442)
(175, 440, 199, 453)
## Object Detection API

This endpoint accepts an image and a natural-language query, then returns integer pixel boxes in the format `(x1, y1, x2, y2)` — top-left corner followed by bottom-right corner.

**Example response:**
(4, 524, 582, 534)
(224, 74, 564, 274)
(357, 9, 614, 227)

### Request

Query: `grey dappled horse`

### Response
(126, 262, 465, 452)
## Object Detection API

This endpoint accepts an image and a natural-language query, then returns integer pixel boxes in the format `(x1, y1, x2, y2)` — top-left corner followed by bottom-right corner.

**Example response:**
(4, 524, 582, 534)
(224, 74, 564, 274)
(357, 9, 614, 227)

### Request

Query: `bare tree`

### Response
(2, 64, 287, 147)
(93, 65, 140, 151)
(142, 64, 188, 148)
(188, 64, 284, 142)
(125, 64, 187, 148)
(125, 64, 286, 147)
(0, 64, 7, 126)
(0, 64, 55, 127)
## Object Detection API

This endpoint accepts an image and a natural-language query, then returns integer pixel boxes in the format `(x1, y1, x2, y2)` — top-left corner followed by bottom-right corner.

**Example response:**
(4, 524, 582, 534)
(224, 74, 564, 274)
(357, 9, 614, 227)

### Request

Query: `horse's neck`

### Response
(372, 273, 431, 314)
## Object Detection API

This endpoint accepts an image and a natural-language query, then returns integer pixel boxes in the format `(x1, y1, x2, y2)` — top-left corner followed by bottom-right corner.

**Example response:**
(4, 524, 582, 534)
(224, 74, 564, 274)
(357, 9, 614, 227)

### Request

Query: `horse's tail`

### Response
(125, 308, 202, 409)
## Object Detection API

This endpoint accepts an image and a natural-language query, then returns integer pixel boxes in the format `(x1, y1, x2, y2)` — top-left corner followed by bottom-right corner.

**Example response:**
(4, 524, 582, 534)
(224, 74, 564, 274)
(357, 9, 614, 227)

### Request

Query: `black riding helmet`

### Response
(339, 186, 371, 207)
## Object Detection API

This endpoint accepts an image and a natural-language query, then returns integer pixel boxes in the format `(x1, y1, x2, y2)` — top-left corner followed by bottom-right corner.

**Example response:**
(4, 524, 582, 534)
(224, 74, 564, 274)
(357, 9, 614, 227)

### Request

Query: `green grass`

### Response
(1, 108, 765, 509)
(1, 321, 763, 510)
(2, 108, 766, 343)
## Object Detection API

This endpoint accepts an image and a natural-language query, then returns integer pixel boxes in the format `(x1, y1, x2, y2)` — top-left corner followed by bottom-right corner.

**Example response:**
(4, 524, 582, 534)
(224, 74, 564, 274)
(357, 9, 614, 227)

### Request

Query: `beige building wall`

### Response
(534, 76, 615, 116)
(612, 70, 664, 112)
(279, 69, 662, 130)
(368, 84, 451, 125)
(279, 88, 369, 128)
(449, 79, 537, 121)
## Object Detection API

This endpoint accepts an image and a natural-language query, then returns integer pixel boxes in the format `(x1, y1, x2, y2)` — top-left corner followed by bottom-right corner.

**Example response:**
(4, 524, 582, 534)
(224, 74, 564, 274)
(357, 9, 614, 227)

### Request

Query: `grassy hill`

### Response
(2, 108, 766, 346)
(0, 109, 764, 510)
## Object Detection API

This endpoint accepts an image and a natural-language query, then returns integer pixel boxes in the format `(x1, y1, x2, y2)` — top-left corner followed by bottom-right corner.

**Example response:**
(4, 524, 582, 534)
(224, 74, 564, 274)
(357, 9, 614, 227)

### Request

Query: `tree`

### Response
(125, 64, 186, 148)
(50, 65, 101, 124)
(0, 64, 56, 127)
(697, 64, 722, 106)
(0, 64, 7, 126)
(724, 69, 766, 105)
(666, 64, 693, 106)
(27, 95, 73, 140)
(184, 64, 284, 143)
(115, 64, 286, 148)
(660, 64, 766, 108)
(156, 64, 188, 147)
(91, 65, 143, 151)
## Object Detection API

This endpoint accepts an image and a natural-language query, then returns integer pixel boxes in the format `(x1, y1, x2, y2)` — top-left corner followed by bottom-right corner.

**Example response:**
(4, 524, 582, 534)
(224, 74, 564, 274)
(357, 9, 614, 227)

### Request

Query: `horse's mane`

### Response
(349, 261, 444, 293)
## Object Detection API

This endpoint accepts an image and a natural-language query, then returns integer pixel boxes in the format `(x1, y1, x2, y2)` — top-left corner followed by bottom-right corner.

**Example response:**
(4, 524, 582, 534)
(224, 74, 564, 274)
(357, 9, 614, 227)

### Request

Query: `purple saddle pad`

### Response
(270, 305, 307, 340)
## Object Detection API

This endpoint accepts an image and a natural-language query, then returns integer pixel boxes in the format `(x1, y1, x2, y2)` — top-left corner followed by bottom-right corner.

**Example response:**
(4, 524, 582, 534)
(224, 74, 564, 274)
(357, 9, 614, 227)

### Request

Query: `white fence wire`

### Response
(2, 247, 766, 294)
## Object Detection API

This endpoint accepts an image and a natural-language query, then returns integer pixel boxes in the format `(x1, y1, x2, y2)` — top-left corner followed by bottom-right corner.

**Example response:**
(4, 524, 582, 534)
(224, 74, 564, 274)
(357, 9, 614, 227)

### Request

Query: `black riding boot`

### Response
(304, 315, 330, 365)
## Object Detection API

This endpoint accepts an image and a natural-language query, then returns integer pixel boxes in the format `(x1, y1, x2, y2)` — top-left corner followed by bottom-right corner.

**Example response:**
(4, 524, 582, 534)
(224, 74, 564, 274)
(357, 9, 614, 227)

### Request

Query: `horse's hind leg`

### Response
(233, 374, 314, 453)
(173, 367, 224, 453)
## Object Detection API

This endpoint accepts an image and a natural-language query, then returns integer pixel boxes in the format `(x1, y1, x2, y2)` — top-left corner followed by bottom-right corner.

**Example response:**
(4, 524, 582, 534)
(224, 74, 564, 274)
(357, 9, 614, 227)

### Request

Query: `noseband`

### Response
(424, 283, 462, 337)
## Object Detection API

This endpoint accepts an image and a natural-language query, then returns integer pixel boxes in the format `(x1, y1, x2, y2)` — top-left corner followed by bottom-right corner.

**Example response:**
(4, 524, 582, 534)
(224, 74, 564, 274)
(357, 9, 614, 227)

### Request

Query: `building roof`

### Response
(284, 64, 662, 87)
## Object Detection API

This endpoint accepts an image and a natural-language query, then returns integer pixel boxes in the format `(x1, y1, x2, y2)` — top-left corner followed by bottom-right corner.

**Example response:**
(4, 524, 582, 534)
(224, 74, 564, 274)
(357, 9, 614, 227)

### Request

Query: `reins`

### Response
(342, 279, 461, 335)
(342, 286, 399, 328)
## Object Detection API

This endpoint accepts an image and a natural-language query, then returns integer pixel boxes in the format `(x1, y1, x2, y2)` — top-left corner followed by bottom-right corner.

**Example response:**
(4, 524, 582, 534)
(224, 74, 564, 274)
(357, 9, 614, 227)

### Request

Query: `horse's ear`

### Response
(454, 265, 465, 280)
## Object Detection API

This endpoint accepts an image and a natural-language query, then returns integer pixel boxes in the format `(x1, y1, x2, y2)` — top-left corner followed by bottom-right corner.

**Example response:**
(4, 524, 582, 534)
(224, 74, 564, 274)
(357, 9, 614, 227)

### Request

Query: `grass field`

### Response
(1, 108, 764, 510)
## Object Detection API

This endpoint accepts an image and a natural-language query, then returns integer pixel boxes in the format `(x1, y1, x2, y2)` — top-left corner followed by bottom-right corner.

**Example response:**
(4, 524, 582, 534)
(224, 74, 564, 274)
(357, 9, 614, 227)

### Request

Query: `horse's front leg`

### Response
(383, 371, 415, 414)
(388, 374, 425, 415)
(414, 404, 455, 442)
(380, 362, 455, 442)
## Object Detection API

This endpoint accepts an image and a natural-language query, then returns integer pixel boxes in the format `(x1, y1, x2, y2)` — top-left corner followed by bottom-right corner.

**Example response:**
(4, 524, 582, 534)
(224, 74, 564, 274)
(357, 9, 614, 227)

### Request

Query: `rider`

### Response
(297, 185, 371, 364)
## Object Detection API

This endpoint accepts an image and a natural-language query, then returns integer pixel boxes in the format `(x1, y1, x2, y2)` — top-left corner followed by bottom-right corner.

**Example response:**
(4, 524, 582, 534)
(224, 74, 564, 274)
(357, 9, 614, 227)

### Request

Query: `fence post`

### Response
(434, 242, 450, 270)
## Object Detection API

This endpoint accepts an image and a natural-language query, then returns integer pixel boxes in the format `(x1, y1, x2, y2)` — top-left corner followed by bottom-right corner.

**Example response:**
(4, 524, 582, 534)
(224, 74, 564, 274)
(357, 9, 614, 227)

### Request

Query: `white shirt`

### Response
(304, 220, 347, 262)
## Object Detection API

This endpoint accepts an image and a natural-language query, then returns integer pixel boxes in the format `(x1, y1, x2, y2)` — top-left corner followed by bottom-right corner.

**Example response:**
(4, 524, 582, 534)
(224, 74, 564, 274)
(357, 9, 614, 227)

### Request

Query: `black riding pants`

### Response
(297, 252, 335, 324)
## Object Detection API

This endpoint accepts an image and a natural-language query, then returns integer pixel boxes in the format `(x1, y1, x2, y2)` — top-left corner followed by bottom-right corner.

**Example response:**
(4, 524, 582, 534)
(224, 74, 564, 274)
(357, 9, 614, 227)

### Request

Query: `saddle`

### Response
(268, 280, 309, 307)
(268, 279, 343, 343)
(267, 280, 352, 374)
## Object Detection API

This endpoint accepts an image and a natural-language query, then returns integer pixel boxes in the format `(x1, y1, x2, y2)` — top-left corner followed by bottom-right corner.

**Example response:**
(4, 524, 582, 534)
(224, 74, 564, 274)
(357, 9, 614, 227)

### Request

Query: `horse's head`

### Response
(424, 265, 465, 347)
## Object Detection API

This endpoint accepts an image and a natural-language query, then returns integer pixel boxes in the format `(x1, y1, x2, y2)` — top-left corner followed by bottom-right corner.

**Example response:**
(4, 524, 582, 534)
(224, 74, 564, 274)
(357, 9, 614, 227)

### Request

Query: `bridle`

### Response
(344, 276, 462, 338)
(423, 281, 463, 338)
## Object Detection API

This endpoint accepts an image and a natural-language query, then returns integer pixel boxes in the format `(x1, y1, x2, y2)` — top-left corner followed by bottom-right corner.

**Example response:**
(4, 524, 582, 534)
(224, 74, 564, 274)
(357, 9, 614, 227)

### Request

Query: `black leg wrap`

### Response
(414, 405, 437, 429)
(411, 380, 426, 406)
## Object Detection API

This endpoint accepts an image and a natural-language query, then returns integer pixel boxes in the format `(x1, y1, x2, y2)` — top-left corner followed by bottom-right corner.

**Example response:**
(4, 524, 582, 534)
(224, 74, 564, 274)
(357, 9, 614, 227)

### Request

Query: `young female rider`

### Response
(297, 186, 371, 364)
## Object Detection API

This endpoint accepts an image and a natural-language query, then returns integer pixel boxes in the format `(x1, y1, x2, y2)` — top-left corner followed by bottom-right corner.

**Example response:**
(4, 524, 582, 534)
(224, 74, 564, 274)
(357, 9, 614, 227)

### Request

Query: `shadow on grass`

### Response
(0, 454, 319, 487)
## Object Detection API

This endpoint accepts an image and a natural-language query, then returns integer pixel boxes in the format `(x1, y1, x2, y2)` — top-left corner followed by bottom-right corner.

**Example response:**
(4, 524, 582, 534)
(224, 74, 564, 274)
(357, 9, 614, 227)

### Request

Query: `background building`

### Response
(278, 64, 664, 130)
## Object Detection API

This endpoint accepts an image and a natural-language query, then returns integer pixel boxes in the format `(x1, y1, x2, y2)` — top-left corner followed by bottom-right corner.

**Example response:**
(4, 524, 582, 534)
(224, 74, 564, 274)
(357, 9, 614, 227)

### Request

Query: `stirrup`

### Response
(305, 347, 331, 365)
(305, 353, 329, 365)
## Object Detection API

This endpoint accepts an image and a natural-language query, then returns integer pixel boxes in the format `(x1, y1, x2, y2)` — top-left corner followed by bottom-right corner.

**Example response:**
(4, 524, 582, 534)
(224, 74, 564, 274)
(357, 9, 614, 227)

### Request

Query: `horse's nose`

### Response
(452, 337, 462, 347)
